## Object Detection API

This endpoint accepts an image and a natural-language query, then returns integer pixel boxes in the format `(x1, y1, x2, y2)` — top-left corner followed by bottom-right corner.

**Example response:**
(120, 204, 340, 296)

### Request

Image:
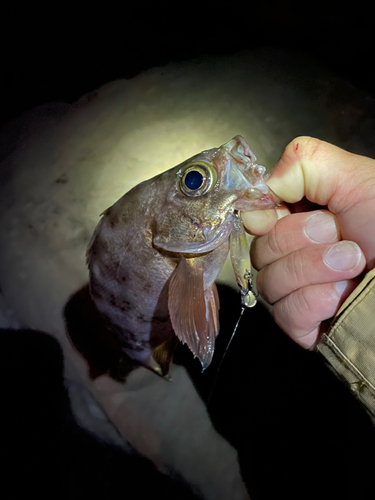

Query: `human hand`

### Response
(242, 137, 375, 348)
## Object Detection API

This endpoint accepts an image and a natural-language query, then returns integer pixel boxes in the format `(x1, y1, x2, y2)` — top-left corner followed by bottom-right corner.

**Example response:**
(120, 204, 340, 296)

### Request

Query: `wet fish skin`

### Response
(87, 136, 281, 374)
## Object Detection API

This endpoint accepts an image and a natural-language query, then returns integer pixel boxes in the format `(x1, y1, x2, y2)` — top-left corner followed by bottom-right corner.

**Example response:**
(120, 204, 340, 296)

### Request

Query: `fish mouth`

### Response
(154, 215, 234, 254)
(233, 186, 283, 211)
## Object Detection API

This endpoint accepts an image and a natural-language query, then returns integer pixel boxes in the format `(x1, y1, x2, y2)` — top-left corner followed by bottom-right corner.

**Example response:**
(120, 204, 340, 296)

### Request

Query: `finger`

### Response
(251, 210, 340, 270)
(267, 136, 372, 206)
(242, 204, 291, 236)
(276, 204, 292, 220)
(267, 137, 375, 269)
(272, 278, 361, 349)
(257, 240, 365, 304)
(241, 208, 278, 235)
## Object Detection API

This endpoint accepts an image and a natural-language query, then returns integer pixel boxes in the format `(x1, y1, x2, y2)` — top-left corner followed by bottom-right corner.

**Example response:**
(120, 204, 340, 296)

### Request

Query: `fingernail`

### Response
(304, 212, 338, 243)
(324, 242, 361, 271)
(335, 280, 348, 296)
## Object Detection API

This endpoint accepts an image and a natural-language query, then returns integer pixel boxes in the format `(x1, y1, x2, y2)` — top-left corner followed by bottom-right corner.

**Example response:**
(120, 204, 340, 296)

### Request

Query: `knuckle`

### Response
(274, 284, 339, 339)
(250, 236, 262, 270)
(266, 222, 287, 259)
(280, 136, 324, 171)
(295, 286, 316, 317)
(290, 136, 322, 159)
(255, 268, 273, 304)
(272, 298, 294, 333)
(272, 289, 315, 339)
(277, 288, 312, 326)
(285, 250, 304, 286)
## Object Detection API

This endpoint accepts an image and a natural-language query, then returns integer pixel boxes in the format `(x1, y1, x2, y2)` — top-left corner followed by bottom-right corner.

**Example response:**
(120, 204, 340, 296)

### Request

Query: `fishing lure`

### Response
(230, 211, 258, 309)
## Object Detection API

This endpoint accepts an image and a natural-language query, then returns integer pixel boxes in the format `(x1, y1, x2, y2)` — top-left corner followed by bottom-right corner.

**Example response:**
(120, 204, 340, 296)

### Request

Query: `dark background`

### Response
(1, 2, 373, 129)
(1, 4, 374, 499)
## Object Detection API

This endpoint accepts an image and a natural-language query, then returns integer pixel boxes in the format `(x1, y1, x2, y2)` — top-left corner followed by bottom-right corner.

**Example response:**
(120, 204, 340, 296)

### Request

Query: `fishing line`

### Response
(207, 271, 257, 407)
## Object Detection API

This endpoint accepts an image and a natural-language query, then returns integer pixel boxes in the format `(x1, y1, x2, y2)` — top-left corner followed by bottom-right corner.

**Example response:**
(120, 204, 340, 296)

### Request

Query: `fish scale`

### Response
(87, 136, 281, 375)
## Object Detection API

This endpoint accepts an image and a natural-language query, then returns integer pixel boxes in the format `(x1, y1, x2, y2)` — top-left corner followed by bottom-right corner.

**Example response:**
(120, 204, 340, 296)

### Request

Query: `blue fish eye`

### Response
(184, 170, 204, 191)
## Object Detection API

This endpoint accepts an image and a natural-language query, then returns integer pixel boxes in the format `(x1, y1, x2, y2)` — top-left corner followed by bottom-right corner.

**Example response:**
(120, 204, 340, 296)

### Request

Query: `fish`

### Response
(86, 136, 281, 376)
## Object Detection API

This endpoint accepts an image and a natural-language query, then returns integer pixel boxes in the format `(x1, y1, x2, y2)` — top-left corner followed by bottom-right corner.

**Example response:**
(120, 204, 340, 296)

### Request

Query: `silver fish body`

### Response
(87, 136, 281, 374)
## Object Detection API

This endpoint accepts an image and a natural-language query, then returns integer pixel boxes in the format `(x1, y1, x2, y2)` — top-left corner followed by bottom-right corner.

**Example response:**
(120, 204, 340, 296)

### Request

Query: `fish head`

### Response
(153, 135, 281, 254)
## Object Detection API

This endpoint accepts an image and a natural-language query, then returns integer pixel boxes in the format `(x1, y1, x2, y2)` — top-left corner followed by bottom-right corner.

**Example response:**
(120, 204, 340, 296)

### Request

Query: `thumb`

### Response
(265, 136, 375, 270)
(266, 136, 372, 208)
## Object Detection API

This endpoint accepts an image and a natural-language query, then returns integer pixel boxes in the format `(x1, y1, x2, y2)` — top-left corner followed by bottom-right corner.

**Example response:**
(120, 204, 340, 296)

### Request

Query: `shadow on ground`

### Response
(0, 328, 201, 500)
(2, 283, 375, 499)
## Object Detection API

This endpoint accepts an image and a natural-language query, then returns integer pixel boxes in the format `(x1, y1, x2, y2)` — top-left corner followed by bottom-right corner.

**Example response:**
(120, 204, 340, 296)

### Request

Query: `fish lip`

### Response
(232, 186, 283, 211)
(266, 187, 283, 208)
(154, 215, 234, 254)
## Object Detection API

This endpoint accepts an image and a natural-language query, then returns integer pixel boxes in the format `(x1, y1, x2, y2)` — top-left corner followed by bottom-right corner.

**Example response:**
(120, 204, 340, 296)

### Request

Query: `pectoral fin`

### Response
(168, 257, 220, 370)
(152, 335, 179, 376)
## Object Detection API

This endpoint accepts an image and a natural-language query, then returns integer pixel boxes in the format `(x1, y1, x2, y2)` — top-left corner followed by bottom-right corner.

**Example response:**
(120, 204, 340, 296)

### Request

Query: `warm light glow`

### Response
(0, 49, 341, 333)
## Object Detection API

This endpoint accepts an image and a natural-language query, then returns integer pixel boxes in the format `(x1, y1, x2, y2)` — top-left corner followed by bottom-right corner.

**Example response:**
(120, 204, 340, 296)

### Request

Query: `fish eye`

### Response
(179, 162, 217, 197)
(184, 170, 204, 190)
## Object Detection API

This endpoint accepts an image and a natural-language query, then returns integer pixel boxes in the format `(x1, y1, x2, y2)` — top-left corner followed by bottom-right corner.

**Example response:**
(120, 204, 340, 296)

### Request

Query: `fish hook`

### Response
(241, 270, 258, 308)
